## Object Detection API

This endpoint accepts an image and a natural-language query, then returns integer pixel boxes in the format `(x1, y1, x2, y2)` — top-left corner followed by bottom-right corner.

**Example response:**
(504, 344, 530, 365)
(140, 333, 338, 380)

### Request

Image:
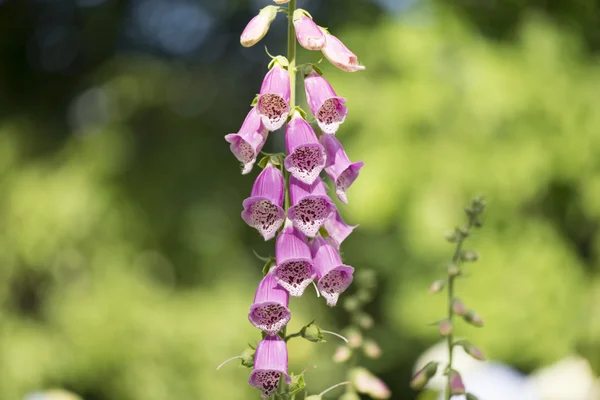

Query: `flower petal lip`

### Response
(257, 63, 291, 131)
(293, 14, 326, 51)
(225, 108, 268, 174)
(284, 112, 327, 185)
(241, 163, 285, 240)
(288, 177, 335, 238)
(321, 134, 363, 203)
(304, 71, 348, 134)
(274, 219, 317, 296)
(248, 273, 291, 335)
(324, 209, 358, 248)
(249, 335, 291, 399)
(321, 32, 365, 72)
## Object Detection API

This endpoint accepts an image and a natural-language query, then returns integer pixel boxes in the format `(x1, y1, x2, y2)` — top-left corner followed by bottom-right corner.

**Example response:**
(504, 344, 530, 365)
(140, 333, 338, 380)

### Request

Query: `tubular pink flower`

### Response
(257, 62, 291, 131)
(240, 6, 278, 48)
(248, 273, 291, 335)
(241, 163, 285, 240)
(293, 11, 325, 51)
(225, 108, 268, 174)
(274, 219, 317, 296)
(324, 210, 358, 248)
(249, 335, 291, 399)
(284, 111, 327, 185)
(321, 134, 364, 204)
(310, 235, 354, 306)
(288, 176, 335, 237)
(321, 31, 365, 72)
(304, 70, 347, 134)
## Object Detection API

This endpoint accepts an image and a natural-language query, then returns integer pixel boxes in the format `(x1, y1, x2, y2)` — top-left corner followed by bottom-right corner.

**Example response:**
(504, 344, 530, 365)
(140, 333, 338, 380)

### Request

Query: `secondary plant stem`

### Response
(287, 0, 297, 109)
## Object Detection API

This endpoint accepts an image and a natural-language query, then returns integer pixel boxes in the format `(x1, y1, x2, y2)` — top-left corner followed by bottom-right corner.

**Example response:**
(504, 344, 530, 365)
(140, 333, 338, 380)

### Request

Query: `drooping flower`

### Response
(241, 163, 285, 240)
(293, 10, 325, 51)
(257, 61, 291, 131)
(248, 273, 291, 335)
(273, 219, 317, 296)
(284, 111, 327, 185)
(288, 177, 335, 237)
(249, 335, 291, 399)
(321, 31, 365, 72)
(324, 209, 358, 248)
(350, 367, 391, 399)
(304, 69, 347, 134)
(310, 235, 354, 306)
(321, 134, 364, 204)
(240, 6, 278, 48)
(225, 108, 268, 174)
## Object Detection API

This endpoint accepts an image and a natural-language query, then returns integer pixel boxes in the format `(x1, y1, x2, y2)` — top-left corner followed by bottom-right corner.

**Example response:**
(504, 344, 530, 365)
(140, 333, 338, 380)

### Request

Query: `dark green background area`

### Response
(1, 0, 599, 399)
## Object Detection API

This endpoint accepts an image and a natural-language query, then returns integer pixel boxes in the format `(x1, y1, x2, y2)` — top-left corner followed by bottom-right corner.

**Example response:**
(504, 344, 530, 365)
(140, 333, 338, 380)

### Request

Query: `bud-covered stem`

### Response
(287, 0, 297, 110)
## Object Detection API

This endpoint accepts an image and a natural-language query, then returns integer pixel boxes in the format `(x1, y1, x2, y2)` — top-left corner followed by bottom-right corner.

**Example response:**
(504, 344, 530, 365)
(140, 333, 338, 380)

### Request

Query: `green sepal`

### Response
(268, 55, 290, 70)
(250, 94, 259, 106)
(253, 249, 273, 263)
(300, 320, 325, 343)
(293, 8, 313, 21)
(257, 156, 270, 169)
(318, 225, 330, 238)
(287, 372, 307, 395)
(240, 346, 255, 368)
(262, 257, 276, 276)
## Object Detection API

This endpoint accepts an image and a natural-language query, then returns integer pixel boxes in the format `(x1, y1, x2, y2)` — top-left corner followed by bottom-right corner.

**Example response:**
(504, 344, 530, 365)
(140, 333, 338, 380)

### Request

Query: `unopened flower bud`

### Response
(355, 312, 374, 330)
(346, 328, 363, 348)
(273, 0, 290, 3)
(455, 340, 486, 361)
(409, 361, 438, 390)
(349, 367, 391, 399)
(444, 230, 458, 243)
(452, 298, 467, 316)
(240, 6, 278, 47)
(461, 250, 479, 262)
(464, 310, 484, 327)
(241, 346, 256, 368)
(363, 339, 382, 359)
(293, 10, 326, 51)
(438, 319, 453, 336)
(338, 393, 361, 400)
(447, 263, 460, 276)
(333, 345, 352, 363)
(429, 279, 446, 293)
(301, 321, 325, 342)
(344, 296, 361, 312)
(449, 370, 466, 395)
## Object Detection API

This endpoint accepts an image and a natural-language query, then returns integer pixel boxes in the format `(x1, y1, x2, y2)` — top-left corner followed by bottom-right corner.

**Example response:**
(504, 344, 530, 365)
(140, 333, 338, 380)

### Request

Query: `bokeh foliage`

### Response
(1, 1, 600, 400)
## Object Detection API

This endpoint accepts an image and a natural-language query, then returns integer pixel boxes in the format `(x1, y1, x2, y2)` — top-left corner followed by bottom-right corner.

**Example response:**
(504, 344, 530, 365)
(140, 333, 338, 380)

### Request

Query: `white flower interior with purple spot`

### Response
(304, 69, 348, 134)
(225, 107, 268, 174)
(257, 61, 291, 131)
(288, 176, 335, 238)
(249, 335, 291, 399)
(241, 163, 285, 240)
(284, 110, 327, 185)
(310, 235, 354, 306)
(273, 219, 317, 296)
(248, 273, 291, 335)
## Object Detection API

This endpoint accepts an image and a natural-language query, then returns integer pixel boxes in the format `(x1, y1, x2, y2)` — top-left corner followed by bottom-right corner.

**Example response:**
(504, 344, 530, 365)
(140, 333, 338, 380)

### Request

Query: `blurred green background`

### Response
(1, 0, 600, 399)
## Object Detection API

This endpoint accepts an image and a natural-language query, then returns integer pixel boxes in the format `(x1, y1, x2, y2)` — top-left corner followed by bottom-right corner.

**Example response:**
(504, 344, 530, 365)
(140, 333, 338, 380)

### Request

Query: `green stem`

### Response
(287, 0, 297, 110)
(285, 331, 302, 342)
(446, 223, 472, 400)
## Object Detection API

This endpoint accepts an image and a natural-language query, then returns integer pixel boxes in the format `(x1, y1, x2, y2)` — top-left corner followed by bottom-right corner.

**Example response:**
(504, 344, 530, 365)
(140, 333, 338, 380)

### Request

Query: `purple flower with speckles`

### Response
(288, 176, 335, 238)
(304, 70, 348, 134)
(293, 10, 325, 51)
(273, 219, 317, 296)
(249, 335, 291, 399)
(321, 134, 364, 204)
(310, 235, 354, 307)
(321, 31, 365, 72)
(248, 273, 291, 335)
(225, 108, 268, 174)
(324, 209, 358, 248)
(257, 62, 291, 131)
(241, 163, 285, 240)
(284, 111, 327, 185)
